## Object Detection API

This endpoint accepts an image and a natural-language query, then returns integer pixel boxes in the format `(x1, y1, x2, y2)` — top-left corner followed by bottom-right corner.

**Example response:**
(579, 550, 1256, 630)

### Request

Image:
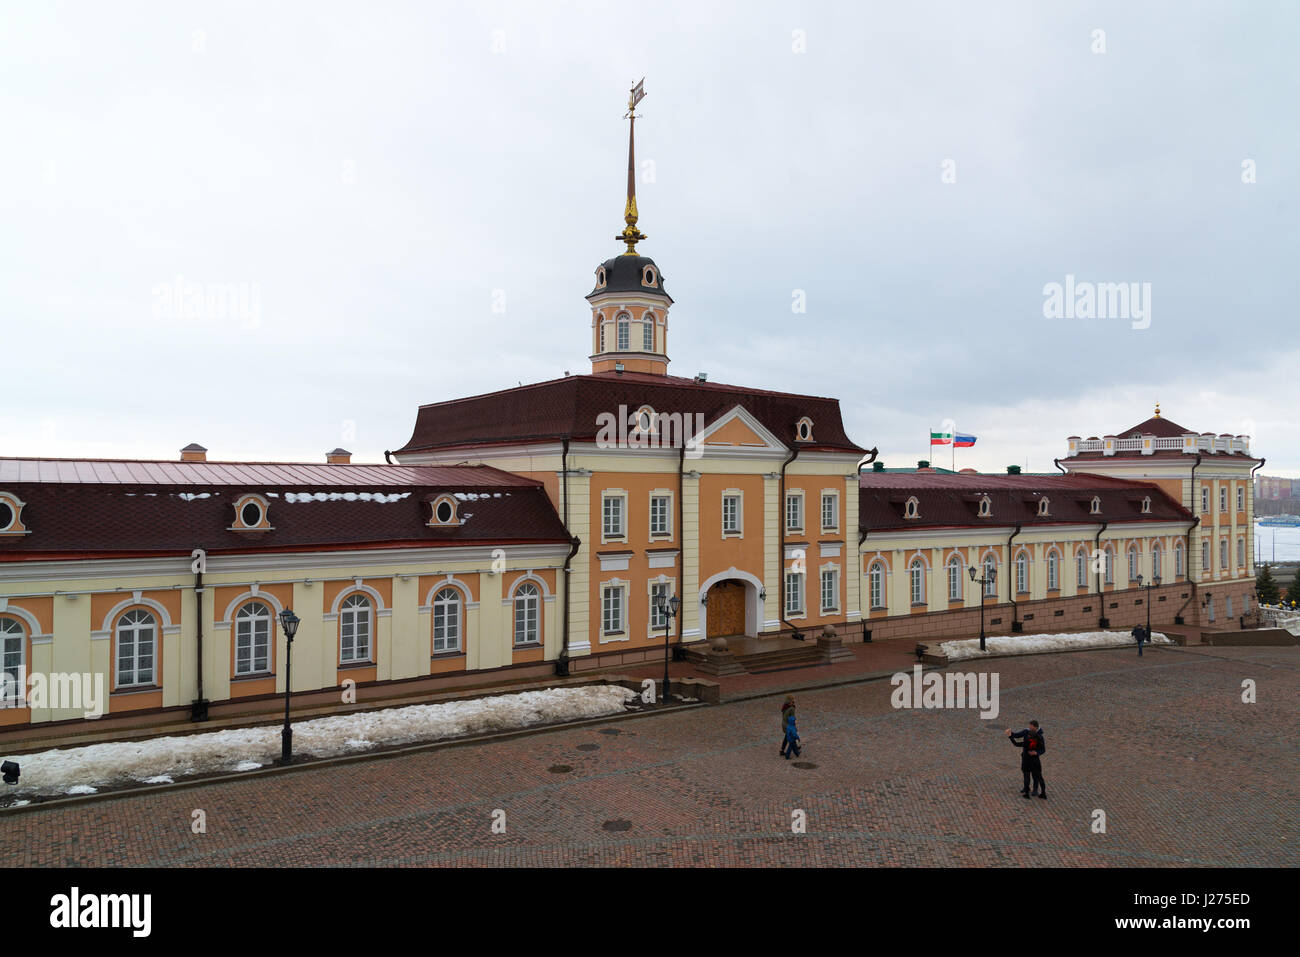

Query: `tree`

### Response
(1257, 565, 1281, 605)
(1286, 568, 1300, 607)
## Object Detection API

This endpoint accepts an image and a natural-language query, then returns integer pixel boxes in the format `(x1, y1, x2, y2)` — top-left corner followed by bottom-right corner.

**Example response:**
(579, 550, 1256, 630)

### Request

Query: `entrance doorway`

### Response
(705, 580, 747, 638)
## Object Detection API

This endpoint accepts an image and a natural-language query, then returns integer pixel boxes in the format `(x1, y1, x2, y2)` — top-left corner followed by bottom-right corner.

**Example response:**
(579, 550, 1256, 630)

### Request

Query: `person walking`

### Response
(1132, 623, 1147, 657)
(781, 709, 802, 760)
(779, 695, 796, 756)
(1007, 720, 1047, 799)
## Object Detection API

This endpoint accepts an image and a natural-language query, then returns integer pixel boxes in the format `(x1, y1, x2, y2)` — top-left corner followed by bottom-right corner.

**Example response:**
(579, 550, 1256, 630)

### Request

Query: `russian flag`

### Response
(954, 433, 977, 448)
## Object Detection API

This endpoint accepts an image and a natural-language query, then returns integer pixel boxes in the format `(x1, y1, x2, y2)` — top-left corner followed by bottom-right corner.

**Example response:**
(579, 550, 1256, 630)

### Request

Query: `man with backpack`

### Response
(1007, 720, 1047, 799)
(1132, 623, 1148, 657)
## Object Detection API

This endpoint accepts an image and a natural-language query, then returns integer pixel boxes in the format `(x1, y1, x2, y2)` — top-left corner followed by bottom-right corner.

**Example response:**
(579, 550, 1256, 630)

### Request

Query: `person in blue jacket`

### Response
(781, 710, 801, 759)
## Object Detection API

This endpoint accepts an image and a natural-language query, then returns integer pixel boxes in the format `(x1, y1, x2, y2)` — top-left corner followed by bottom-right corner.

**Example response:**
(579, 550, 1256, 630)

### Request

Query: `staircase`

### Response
(684, 633, 846, 675)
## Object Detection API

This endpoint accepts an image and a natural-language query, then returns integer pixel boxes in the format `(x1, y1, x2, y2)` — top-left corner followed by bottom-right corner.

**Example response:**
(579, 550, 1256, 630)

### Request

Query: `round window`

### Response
(0, 503, 12, 529)
(436, 500, 454, 523)
(240, 501, 262, 527)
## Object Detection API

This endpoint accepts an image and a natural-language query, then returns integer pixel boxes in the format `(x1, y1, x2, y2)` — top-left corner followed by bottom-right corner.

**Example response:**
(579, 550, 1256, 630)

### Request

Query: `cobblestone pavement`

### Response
(2, 646, 1296, 867)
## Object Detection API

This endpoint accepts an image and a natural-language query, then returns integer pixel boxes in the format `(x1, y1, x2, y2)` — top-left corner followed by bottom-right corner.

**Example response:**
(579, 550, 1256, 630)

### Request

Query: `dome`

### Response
(587, 256, 672, 301)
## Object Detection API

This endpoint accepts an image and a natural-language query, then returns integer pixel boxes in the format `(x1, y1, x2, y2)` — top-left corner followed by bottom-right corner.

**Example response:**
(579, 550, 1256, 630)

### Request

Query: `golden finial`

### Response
(616, 78, 647, 255)
(1154, 400, 1161, 418)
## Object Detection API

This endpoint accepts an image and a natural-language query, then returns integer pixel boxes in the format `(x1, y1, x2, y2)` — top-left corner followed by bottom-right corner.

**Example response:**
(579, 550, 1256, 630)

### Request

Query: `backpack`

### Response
(1029, 730, 1045, 756)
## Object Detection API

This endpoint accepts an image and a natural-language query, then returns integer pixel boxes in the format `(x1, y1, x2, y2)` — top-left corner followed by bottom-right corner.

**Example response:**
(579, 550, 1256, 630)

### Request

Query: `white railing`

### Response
(1070, 434, 1251, 456)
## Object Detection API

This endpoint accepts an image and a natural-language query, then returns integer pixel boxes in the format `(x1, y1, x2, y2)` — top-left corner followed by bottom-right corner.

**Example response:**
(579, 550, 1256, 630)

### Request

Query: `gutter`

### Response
(556, 437, 574, 676)
(675, 443, 685, 656)
(1175, 515, 1200, 625)
(190, 564, 208, 722)
(1053, 457, 1066, 474)
(1094, 520, 1109, 627)
(779, 443, 802, 639)
(1006, 522, 1023, 631)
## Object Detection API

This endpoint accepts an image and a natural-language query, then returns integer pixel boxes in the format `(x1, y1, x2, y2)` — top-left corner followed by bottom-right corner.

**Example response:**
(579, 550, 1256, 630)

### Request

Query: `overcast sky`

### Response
(2, 1, 1296, 476)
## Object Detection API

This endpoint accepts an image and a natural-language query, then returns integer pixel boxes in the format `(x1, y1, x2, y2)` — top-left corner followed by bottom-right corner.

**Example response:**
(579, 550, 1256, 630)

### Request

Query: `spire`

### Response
(1154, 400, 1161, 418)
(616, 78, 647, 255)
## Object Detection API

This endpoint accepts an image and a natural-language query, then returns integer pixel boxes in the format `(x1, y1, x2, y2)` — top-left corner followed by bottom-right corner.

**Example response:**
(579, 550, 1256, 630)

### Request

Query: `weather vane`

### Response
(617, 78, 647, 255)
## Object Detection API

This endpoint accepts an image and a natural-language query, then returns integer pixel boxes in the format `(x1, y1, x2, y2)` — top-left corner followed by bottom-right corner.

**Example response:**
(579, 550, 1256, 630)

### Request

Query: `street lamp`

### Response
(655, 593, 681, 702)
(1137, 572, 1160, 641)
(969, 563, 997, 652)
(278, 608, 300, 765)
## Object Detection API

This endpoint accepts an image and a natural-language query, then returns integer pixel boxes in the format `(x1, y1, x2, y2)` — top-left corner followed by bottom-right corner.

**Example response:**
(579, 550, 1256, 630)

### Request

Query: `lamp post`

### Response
(278, 608, 300, 765)
(969, 564, 997, 652)
(1137, 573, 1160, 640)
(655, 593, 680, 702)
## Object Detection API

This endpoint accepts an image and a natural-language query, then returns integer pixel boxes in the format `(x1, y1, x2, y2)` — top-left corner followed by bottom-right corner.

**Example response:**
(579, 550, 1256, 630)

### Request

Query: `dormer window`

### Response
(1141, 496, 1151, 514)
(0, 492, 29, 536)
(978, 495, 991, 518)
(1090, 496, 1102, 515)
(634, 405, 657, 433)
(429, 494, 459, 527)
(641, 264, 657, 287)
(904, 496, 920, 520)
(795, 417, 814, 442)
(230, 494, 271, 531)
(596, 266, 607, 289)
(1038, 497, 1050, 517)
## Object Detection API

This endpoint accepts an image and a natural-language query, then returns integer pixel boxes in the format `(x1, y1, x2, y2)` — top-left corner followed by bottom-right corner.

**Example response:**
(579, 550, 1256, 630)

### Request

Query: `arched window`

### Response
(983, 555, 997, 597)
(904, 497, 920, 519)
(514, 583, 540, 645)
(235, 601, 272, 676)
(1090, 496, 1101, 515)
(947, 555, 963, 601)
(598, 319, 606, 352)
(1151, 543, 1163, 581)
(1127, 545, 1139, 582)
(1047, 549, 1060, 591)
(1, 616, 24, 703)
(1175, 540, 1185, 578)
(1038, 497, 1050, 517)
(909, 558, 925, 605)
(1076, 546, 1089, 588)
(616, 313, 630, 350)
(642, 315, 655, 351)
(116, 608, 157, 688)
(868, 561, 886, 610)
(1103, 547, 1115, 585)
(978, 496, 991, 517)
(1015, 551, 1029, 594)
(433, 587, 462, 653)
(340, 594, 372, 664)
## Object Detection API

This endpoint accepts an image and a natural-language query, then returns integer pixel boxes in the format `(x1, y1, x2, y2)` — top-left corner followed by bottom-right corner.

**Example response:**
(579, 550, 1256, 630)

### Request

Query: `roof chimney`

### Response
(327, 448, 352, 465)
(180, 443, 207, 463)
(1006, 465, 1022, 475)
(917, 460, 930, 469)
(872, 461, 885, 472)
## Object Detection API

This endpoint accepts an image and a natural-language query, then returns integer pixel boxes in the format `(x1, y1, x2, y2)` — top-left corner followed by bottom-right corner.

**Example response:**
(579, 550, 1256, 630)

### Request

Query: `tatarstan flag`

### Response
(930, 431, 952, 446)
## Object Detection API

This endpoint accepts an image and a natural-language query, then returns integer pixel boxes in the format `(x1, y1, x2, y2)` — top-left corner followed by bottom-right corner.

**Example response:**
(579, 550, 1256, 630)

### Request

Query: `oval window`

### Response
(241, 501, 262, 527)
(436, 500, 454, 523)
(0, 503, 12, 529)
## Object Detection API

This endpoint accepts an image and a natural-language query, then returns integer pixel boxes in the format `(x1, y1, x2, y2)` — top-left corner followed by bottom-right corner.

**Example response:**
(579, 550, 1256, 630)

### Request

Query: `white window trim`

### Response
(1014, 550, 1030, 595)
(233, 600, 274, 677)
(512, 581, 542, 647)
(820, 489, 839, 532)
(946, 555, 963, 602)
(646, 576, 677, 638)
(721, 489, 744, 538)
(600, 578, 629, 640)
(867, 559, 888, 611)
(784, 569, 806, 619)
(115, 608, 159, 689)
(1046, 548, 1060, 591)
(908, 556, 928, 606)
(648, 489, 674, 540)
(431, 584, 465, 655)
(601, 489, 628, 544)
(819, 562, 840, 613)
(339, 593, 374, 665)
(785, 489, 805, 533)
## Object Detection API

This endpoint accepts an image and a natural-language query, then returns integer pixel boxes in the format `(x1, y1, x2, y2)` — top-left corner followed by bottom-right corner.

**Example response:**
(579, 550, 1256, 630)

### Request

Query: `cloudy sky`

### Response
(2, 1, 1296, 475)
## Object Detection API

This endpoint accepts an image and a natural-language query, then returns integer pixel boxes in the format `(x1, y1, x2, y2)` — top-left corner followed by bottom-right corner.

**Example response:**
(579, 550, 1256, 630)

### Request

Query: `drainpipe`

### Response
(779, 444, 801, 639)
(383, 450, 394, 465)
(1094, 520, 1109, 627)
(858, 524, 871, 642)
(1176, 515, 1201, 625)
(675, 443, 686, 655)
(190, 564, 208, 721)
(556, 437, 573, 677)
(1053, 457, 1066, 474)
(1006, 522, 1023, 631)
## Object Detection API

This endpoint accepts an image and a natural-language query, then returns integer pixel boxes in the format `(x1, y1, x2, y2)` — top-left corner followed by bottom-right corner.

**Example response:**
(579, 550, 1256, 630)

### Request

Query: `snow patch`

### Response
(938, 630, 1172, 662)
(9, 685, 637, 798)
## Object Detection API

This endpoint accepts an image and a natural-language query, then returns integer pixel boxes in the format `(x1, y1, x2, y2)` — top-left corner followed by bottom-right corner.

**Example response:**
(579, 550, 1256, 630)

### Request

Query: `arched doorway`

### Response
(705, 580, 746, 639)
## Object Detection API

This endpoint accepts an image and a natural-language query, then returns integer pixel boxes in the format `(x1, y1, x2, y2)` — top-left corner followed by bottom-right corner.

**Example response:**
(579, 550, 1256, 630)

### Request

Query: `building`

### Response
(0, 87, 1262, 736)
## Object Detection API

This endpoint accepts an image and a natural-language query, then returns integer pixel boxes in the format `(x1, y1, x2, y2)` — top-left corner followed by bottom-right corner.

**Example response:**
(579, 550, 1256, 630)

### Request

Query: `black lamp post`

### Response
(969, 564, 997, 652)
(655, 593, 680, 702)
(1136, 572, 1160, 639)
(278, 608, 300, 765)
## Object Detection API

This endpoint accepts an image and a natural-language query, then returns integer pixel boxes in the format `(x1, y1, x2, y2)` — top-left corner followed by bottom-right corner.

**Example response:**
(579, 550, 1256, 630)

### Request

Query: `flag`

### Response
(631, 77, 645, 108)
(930, 431, 952, 446)
(954, 433, 977, 448)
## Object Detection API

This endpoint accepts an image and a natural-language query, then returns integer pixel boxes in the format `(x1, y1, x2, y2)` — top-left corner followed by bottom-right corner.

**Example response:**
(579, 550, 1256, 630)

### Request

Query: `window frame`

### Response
(513, 582, 541, 646)
(721, 491, 743, 537)
(234, 600, 273, 677)
(784, 570, 805, 617)
(947, 555, 963, 602)
(649, 492, 672, 539)
(909, 557, 926, 606)
(820, 566, 839, 613)
(601, 582, 626, 637)
(339, 593, 373, 665)
(115, 607, 158, 689)
(868, 560, 886, 610)
(785, 490, 804, 533)
(432, 585, 463, 654)
(821, 490, 839, 532)
(601, 490, 627, 542)
(1, 616, 25, 705)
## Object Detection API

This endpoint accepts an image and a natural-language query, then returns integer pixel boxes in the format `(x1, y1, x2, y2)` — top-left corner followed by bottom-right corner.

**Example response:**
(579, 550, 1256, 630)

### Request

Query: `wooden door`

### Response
(706, 581, 746, 638)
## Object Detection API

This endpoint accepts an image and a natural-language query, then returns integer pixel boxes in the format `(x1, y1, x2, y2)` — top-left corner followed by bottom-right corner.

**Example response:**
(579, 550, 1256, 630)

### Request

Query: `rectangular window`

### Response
(650, 582, 670, 630)
(820, 568, 838, 612)
(947, 561, 962, 601)
(821, 492, 838, 531)
(2, 624, 24, 704)
(785, 572, 804, 615)
(1237, 486, 1244, 511)
(1220, 487, 1227, 512)
(617, 320, 629, 350)
(602, 585, 624, 635)
(1201, 487, 1209, 512)
(1226, 595, 1233, 618)
(1202, 540, 1210, 573)
(235, 615, 271, 676)
(1220, 538, 1228, 571)
(650, 494, 670, 536)
(1048, 553, 1059, 591)
(785, 493, 803, 531)
(910, 564, 925, 605)
(1237, 538, 1245, 568)
(602, 494, 625, 539)
(1175, 545, 1184, 577)
(722, 494, 741, 534)
(643, 320, 654, 351)
(1077, 552, 1087, 588)
(869, 566, 884, 609)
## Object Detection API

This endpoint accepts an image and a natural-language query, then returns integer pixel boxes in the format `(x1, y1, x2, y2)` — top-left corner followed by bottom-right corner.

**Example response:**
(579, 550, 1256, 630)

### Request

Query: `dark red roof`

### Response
(396, 371, 864, 455)
(0, 459, 569, 560)
(1117, 415, 1190, 438)
(858, 472, 1192, 531)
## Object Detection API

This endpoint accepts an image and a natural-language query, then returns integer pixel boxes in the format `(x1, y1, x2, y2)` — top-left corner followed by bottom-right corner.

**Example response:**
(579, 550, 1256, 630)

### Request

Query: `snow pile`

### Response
(5, 685, 636, 798)
(283, 491, 412, 503)
(938, 630, 1172, 662)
